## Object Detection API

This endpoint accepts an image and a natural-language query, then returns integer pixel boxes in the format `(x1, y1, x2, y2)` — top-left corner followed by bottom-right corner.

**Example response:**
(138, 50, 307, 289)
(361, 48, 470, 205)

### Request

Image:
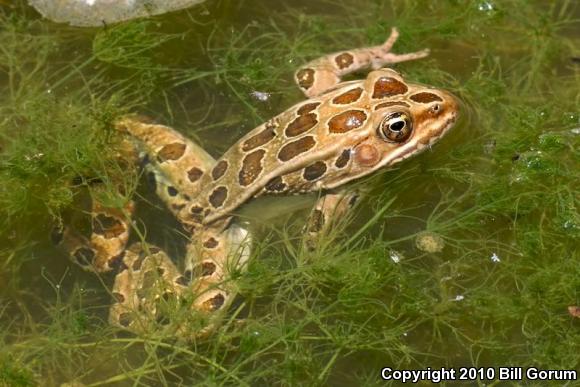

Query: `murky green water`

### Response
(0, 0, 579, 386)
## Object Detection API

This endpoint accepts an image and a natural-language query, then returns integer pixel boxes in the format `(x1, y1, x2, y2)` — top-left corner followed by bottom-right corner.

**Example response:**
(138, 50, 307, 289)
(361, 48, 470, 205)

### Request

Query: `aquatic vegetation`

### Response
(0, 0, 578, 385)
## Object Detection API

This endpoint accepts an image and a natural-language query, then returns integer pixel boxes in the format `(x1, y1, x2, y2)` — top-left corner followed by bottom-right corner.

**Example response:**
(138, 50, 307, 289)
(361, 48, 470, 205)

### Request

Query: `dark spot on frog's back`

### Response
(303, 161, 327, 181)
(335, 149, 351, 168)
(335, 52, 354, 69)
(264, 176, 287, 192)
(157, 142, 186, 162)
(372, 77, 408, 99)
(187, 167, 203, 183)
(332, 87, 363, 105)
(296, 68, 315, 89)
(239, 149, 266, 186)
(278, 136, 316, 161)
(410, 92, 443, 103)
(297, 102, 320, 115)
(285, 113, 318, 137)
(241, 126, 276, 152)
(328, 110, 367, 133)
(211, 160, 228, 180)
(209, 186, 228, 208)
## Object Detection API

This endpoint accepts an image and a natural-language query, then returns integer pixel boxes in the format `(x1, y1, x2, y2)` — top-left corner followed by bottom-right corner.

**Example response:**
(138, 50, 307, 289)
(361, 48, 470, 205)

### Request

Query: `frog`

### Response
(53, 28, 459, 337)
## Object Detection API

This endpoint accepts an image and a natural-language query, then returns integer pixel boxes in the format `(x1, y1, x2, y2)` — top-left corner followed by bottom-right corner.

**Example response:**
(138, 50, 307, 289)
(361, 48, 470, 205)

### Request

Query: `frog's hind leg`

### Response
(114, 117, 213, 201)
(108, 223, 251, 338)
(109, 242, 190, 334)
(52, 141, 139, 273)
(294, 27, 429, 97)
(115, 116, 215, 229)
(53, 195, 135, 272)
(112, 117, 252, 337)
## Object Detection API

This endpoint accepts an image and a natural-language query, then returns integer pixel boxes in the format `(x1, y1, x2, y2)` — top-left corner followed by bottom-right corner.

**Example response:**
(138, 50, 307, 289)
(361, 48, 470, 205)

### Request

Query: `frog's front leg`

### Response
(303, 190, 359, 251)
(295, 27, 429, 97)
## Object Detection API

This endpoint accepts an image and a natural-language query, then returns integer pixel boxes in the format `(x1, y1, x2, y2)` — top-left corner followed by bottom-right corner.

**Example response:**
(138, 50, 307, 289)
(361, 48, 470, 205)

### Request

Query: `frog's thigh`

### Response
(117, 118, 239, 233)
(116, 116, 215, 199)
(294, 27, 428, 98)
(304, 190, 359, 250)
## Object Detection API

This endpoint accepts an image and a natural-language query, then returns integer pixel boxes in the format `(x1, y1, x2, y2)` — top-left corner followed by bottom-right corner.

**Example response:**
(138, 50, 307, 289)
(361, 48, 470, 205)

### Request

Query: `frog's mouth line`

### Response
(431, 113, 459, 143)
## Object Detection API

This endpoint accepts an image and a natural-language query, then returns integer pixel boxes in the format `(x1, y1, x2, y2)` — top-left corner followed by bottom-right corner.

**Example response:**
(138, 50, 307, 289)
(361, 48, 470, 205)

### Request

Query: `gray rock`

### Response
(29, 0, 207, 26)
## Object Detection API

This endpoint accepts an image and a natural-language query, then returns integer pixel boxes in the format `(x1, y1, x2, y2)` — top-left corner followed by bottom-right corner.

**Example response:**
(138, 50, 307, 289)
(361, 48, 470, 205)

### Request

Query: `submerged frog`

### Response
(54, 28, 459, 336)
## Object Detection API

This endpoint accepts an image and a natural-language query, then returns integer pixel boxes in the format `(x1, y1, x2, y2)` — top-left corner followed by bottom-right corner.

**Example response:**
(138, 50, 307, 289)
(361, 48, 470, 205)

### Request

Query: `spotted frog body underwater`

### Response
(54, 28, 459, 336)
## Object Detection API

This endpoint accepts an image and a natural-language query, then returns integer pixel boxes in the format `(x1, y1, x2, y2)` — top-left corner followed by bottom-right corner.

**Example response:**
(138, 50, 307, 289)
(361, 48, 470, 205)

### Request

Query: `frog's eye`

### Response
(378, 112, 413, 142)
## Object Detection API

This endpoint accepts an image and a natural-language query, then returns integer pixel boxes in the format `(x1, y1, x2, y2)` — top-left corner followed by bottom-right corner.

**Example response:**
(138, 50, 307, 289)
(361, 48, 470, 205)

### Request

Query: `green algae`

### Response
(0, 0, 578, 385)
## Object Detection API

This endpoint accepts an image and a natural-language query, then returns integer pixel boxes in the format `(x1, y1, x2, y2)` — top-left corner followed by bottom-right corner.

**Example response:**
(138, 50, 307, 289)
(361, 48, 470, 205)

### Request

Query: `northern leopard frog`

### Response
(54, 28, 459, 337)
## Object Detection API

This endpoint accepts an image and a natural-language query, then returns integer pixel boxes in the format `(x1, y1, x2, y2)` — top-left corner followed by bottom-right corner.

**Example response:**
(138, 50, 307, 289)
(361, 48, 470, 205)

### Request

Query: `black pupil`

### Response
(390, 120, 405, 131)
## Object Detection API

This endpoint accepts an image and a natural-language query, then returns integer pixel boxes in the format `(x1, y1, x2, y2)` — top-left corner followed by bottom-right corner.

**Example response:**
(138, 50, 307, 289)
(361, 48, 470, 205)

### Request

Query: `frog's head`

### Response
(326, 68, 459, 187)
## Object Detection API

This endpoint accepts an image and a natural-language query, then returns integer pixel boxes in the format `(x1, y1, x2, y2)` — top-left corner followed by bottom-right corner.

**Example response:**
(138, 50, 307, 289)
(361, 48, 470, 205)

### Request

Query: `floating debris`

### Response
(477, 1, 495, 12)
(415, 231, 445, 253)
(29, 0, 208, 27)
(568, 306, 580, 318)
(389, 250, 403, 263)
(250, 91, 271, 102)
(483, 139, 496, 154)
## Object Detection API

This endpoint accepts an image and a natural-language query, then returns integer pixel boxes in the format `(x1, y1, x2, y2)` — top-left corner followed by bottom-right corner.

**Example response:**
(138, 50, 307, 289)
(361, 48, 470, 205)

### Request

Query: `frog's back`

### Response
(188, 80, 370, 221)
(180, 68, 458, 226)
